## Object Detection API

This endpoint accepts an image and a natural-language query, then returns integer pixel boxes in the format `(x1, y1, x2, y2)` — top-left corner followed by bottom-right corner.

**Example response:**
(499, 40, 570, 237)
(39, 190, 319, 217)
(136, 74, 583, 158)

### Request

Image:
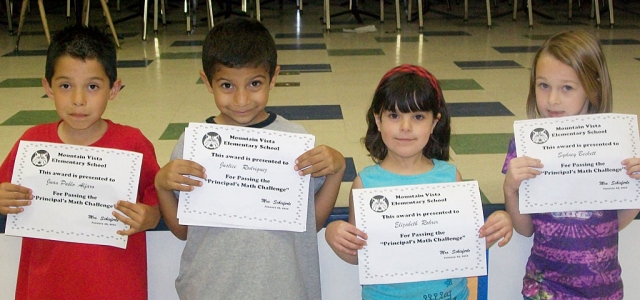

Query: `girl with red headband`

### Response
(325, 64, 513, 299)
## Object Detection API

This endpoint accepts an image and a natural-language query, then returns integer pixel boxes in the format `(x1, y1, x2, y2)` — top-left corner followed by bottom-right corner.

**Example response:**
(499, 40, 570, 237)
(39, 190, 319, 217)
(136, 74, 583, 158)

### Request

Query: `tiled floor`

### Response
(1, 0, 639, 209)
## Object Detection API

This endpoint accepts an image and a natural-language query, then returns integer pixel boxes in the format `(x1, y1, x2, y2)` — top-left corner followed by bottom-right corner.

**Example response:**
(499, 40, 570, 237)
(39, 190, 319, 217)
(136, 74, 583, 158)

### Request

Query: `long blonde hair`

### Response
(526, 30, 612, 118)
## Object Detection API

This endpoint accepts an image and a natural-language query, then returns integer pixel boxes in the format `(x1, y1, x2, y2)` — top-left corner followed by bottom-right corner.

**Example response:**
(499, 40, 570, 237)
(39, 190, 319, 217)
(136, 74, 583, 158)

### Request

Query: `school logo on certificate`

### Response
(30, 150, 50, 167)
(202, 132, 222, 150)
(369, 195, 389, 213)
(530, 128, 549, 144)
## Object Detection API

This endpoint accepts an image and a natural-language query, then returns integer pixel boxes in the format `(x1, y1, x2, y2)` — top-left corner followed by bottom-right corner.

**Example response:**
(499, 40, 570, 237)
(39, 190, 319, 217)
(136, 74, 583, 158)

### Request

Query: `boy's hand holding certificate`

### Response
(5, 141, 142, 249)
(353, 181, 487, 285)
(514, 113, 640, 214)
(177, 123, 315, 232)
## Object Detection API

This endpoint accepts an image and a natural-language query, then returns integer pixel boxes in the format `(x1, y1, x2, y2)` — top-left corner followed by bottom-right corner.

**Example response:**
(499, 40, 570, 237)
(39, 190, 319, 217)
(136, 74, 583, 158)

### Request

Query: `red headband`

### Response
(377, 64, 442, 107)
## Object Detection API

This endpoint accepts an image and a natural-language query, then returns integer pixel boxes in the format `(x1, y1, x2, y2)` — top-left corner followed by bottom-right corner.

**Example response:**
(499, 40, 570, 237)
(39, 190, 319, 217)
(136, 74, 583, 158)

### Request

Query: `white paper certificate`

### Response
(177, 123, 315, 232)
(514, 113, 640, 214)
(5, 141, 142, 249)
(353, 181, 487, 285)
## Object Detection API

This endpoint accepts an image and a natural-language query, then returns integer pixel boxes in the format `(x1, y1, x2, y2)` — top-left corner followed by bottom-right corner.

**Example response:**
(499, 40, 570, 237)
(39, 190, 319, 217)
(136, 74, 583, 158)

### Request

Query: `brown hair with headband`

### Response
(363, 64, 451, 163)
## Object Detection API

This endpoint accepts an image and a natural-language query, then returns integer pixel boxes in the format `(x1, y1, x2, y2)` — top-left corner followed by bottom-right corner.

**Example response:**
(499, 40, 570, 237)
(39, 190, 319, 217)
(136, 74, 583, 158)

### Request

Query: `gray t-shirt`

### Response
(173, 114, 324, 300)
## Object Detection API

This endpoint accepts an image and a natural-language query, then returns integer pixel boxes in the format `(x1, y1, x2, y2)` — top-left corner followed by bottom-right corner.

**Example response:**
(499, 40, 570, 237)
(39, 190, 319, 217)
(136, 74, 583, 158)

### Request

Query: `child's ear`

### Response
(374, 113, 381, 131)
(42, 77, 54, 100)
(431, 113, 441, 132)
(199, 70, 215, 94)
(269, 65, 281, 90)
(109, 79, 122, 101)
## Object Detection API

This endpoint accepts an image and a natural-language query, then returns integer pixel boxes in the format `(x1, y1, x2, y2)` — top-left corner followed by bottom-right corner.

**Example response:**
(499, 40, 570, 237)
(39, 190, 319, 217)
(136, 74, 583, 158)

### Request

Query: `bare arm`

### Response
(618, 158, 640, 230)
(325, 177, 367, 265)
(618, 209, 640, 231)
(156, 188, 188, 240)
(295, 145, 346, 231)
(154, 159, 206, 240)
(503, 156, 542, 237)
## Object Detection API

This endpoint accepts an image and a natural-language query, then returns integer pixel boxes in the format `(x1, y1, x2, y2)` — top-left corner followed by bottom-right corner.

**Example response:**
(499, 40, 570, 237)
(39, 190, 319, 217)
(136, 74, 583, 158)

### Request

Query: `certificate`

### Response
(5, 141, 142, 249)
(353, 181, 487, 285)
(177, 123, 315, 232)
(514, 113, 640, 214)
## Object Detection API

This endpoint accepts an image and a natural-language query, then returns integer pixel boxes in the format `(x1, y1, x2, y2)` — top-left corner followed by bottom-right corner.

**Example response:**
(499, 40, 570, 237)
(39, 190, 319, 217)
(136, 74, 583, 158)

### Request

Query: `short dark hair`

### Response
(364, 66, 451, 163)
(201, 17, 277, 84)
(45, 25, 117, 87)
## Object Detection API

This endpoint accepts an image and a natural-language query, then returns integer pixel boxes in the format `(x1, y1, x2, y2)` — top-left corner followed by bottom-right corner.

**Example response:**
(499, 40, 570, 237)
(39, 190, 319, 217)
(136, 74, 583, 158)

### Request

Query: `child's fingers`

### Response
(295, 158, 323, 175)
(297, 154, 345, 177)
(347, 226, 368, 241)
(0, 183, 34, 202)
(295, 147, 323, 168)
(112, 210, 139, 236)
(180, 163, 207, 180)
(514, 156, 544, 168)
(0, 200, 32, 214)
(160, 160, 207, 183)
(339, 227, 367, 254)
(114, 200, 138, 217)
(326, 221, 368, 255)
(336, 241, 360, 256)
(497, 230, 513, 247)
(480, 212, 512, 247)
(332, 235, 366, 256)
(0, 183, 33, 195)
(622, 158, 640, 176)
(0, 183, 34, 214)
(167, 172, 204, 191)
(116, 227, 138, 236)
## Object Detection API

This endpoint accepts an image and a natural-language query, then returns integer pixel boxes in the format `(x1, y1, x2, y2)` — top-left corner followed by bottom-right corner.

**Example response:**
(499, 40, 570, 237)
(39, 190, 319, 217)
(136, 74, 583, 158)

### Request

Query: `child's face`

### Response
(200, 65, 279, 127)
(43, 55, 121, 142)
(534, 53, 589, 118)
(374, 109, 440, 160)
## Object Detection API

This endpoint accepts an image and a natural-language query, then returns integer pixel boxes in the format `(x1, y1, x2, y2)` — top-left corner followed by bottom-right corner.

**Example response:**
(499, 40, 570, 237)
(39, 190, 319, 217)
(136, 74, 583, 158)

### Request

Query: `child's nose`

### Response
(548, 90, 561, 105)
(400, 118, 412, 131)
(72, 90, 86, 106)
(233, 89, 250, 106)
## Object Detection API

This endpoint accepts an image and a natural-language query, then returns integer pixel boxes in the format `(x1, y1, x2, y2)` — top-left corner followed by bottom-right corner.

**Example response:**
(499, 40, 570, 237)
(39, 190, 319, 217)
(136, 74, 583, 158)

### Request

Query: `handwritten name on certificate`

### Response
(177, 123, 315, 232)
(514, 113, 640, 214)
(353, 181, 486, 285)
(5, 141, 142, 249)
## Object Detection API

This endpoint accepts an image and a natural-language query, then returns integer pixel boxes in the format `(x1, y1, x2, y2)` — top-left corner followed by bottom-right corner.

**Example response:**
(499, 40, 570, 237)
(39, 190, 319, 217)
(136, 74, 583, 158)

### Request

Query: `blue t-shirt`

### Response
(359, 160, 469, 300)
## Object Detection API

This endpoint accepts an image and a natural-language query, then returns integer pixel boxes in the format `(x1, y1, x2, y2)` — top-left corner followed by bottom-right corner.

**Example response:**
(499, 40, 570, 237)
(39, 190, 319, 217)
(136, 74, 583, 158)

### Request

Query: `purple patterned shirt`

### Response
(503, 137, 623, 299)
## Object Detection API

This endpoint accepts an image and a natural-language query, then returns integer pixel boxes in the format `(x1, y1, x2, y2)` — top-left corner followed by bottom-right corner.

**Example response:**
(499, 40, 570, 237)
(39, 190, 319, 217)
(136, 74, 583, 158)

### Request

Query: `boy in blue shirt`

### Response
(155, 17, 346, 299)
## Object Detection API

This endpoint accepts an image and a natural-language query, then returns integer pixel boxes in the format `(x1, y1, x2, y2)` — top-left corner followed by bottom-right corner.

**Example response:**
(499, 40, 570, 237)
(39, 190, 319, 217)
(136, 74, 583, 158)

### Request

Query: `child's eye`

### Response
(60, 83, 71, 89)
(538, 82, 549, 89)
(562, 85, 574, 91)
(250, 81, 262, 88)
(388, 112, 399, 119)
(414, 114, 425, 120)
(220, 83, 232, 89)
(88, 84, 99, 90)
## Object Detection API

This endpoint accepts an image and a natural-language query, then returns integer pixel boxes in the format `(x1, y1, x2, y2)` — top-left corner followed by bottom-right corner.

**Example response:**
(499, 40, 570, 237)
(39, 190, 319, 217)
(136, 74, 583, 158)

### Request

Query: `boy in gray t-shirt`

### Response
(154, 17, 346, 300)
